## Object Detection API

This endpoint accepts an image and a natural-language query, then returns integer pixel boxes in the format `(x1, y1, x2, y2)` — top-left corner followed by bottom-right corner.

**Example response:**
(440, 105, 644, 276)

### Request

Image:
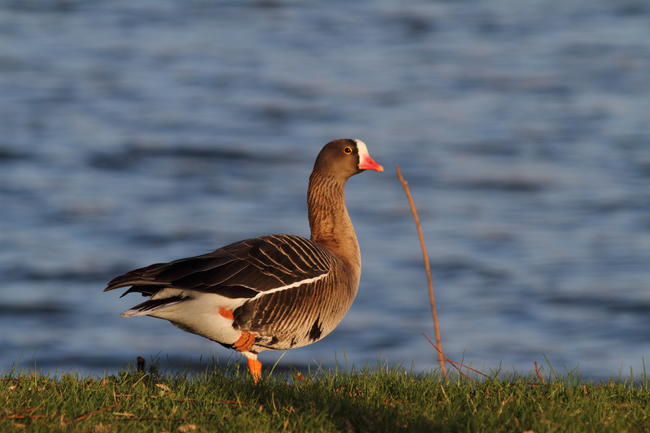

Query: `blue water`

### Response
(2, 0, 649, 379)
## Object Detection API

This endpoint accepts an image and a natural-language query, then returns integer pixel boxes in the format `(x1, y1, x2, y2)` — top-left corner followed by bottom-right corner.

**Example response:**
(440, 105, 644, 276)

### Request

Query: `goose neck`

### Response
(307, 172, 360, 268)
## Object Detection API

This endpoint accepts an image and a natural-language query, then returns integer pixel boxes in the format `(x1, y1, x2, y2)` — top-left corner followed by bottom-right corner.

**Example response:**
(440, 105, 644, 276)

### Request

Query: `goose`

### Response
(104, 139, 383, 383)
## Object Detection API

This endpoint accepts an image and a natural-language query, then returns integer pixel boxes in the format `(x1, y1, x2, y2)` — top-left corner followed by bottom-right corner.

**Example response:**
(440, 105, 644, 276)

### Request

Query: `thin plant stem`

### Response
(396, 166, 446, 376)
(534, 361, 546, 384)
(422, 333, 488, 378)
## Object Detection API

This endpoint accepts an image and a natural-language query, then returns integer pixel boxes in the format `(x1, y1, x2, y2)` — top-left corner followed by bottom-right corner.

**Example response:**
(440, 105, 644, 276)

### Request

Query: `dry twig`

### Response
(1, 407, 39, 420)
(69, 403, 121, 424)
(396, 166, 446, 375)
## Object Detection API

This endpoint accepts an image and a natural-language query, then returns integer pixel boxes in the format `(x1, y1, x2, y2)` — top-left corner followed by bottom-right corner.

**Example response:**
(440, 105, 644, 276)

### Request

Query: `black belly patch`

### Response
(307, 317, 322, 341)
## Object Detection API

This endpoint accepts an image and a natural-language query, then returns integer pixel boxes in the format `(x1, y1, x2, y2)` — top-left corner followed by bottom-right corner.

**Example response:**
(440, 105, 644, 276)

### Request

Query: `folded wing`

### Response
(104, 234, 332, 300)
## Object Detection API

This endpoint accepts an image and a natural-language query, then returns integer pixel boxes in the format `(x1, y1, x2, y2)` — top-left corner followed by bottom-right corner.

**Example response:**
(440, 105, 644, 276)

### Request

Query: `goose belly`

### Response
(147, 291, 243, 345)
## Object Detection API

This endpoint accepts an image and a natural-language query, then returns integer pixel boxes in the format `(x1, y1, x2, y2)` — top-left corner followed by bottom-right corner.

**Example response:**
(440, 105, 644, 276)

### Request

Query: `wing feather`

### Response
(105, 235, 332, 300)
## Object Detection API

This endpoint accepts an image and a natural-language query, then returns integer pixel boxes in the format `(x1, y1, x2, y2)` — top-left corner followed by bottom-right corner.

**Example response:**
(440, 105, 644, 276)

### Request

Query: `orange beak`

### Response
(358, 154, 384, 172)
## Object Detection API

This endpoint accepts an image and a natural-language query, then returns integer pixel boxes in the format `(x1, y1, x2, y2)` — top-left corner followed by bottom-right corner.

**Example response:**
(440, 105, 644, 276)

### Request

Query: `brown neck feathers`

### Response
(307, 171, 360, 269)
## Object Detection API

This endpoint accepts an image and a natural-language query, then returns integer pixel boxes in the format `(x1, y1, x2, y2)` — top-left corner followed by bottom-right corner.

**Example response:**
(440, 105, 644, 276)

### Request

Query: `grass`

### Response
(2, 364, 649, 433)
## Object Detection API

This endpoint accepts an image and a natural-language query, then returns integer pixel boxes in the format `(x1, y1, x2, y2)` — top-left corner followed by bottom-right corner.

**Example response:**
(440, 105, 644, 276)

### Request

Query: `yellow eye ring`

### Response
(343, 146, 353, 154)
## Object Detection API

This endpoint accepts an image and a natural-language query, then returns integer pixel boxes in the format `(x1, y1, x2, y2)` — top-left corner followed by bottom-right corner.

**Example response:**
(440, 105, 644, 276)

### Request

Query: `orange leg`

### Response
(232, 331, 261, 383)
(232, 331, 257, 352)
(247, 358, 262, 384)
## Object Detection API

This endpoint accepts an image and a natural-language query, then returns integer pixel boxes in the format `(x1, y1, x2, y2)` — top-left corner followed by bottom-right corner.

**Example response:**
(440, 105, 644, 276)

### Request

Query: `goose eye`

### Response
(343, 146, 353, 154)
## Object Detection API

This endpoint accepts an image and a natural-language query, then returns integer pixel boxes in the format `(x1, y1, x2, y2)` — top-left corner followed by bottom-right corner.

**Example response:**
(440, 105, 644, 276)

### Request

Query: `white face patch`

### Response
(353, 139, 369, 164)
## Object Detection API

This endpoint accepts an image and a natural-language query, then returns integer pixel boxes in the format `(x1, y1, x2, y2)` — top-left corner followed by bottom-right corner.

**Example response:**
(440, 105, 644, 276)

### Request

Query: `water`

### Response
(2, 0, 649, 379)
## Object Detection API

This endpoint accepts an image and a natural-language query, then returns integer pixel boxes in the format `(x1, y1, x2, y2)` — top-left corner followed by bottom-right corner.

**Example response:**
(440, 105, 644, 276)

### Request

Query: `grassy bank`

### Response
(2, 366, 648, 432)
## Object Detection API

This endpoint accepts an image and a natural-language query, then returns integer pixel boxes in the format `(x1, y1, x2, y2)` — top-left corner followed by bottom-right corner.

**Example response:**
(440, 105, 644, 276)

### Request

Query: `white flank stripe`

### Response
(353, 139, 369, 162)
(250, 272, 329, 301)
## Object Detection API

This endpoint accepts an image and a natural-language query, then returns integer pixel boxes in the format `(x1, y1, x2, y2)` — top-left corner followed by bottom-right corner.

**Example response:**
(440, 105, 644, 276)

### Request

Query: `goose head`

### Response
(313, 139, 383, 180)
